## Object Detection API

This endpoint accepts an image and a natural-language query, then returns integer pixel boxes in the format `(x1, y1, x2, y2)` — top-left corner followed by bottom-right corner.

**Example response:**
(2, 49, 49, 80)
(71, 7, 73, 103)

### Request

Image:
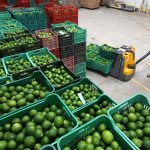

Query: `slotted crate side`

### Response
(62, 56, 74, 72)
(58, 115, 135, 150)
(75, 71, 86, 79)
(75, 62, 86, 74)
(27, 47, 58, 67)
(75, 52, 86, 64)
(0, 71, 55, 119)
(0, 94, 78, 146)
(2, 52, 33, 75)
(108, 94, 150, 150)
(50, 48, 60, 58)
(0, 59, 6, 79)
(74, 42, 86, 54)
(60, 45, 74, 59)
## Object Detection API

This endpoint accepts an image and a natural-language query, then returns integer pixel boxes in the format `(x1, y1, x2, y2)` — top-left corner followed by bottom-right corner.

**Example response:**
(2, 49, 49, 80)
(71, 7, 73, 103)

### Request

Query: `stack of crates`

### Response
(66, 23, 87, 78)
(35, 28, 60, 58)
(52, 27, 74, 72)
(45, 5, 78, 27)
(10, 7, 47, 32)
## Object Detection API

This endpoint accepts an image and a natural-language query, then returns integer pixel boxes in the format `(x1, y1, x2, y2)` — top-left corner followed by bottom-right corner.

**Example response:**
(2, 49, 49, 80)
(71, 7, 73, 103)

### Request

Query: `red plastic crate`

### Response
(50, 48, 60, 58)
(61, 6, 70, 19)
(70, 6, 78, 19)
(35, 28, 59, 50)
(62, 56, 74, 73)
(70, 17, 78, 24)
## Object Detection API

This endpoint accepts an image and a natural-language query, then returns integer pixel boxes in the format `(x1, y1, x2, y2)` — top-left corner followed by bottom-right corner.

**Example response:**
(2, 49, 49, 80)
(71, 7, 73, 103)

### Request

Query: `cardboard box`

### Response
(79, 0, 100, 9)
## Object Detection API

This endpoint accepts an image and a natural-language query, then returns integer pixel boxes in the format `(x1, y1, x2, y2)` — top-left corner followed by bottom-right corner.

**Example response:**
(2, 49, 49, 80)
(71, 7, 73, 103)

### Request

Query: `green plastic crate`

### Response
(0, 76, 12, 85)
(0, 71, 55, 119)
(93, 55, 113, 75)
(76, 71, 86, 79)
(75, 62, 86, 74)
(0, 30, 5, 40)
(65, 24, 87, 44)
(86, 52, 98, 69)
(56, 78, 103, 112)
(51, 23, 65, 30)
(26, 48, 58, 67)
(74, 95, 117, 126)
(40, 144, 56, 150)
(108, 94, 150, 150)
(0, 11, 11, 20)
(0, 94, 78, 147)
(99, 44, 118, 60)
(2, 52, 33, 75)
(57, 115, 136, 150)
(86, 43, 100, 53)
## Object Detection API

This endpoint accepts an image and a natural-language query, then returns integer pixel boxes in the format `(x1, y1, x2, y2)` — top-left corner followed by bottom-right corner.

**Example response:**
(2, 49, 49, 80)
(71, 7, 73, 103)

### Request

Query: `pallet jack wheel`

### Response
(147, 74, 150, 78)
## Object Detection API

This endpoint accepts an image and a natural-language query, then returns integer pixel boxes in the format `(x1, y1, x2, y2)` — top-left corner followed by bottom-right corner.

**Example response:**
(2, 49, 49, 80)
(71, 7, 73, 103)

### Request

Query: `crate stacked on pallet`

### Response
(45, 5, 78, 27)
(35, 28, 60, 58)
(52, 27, 74, 72)
(35, 0, 58, 6)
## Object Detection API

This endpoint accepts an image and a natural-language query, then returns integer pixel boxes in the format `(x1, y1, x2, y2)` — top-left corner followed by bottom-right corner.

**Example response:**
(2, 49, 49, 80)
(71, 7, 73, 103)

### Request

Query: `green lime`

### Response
(77, 141, 86, 150)
(134, 103, 143, 112)
(111, 141, 119, 150)
(11, 123, 22, 133)
(113, 114, 123, 123)
(54, 116, 64, 127)
(98, 123, 107, 133)
(132, 138, 142, 148)
(0, 141, 7, 150)
(24, 136, 36, 148)
(128, 113, 137, 122)
(84, 143, 95, 150)
(102, 130, 114, 144)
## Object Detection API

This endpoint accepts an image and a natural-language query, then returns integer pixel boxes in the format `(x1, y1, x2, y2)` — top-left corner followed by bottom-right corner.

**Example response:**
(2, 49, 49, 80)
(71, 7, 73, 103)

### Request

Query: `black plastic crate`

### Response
(60, 45, 74, 59)
(0, 38, 21, 58)
(12, 67, 40, 80)
(53, 27, 74, 47)
(75, 51, 86, 64)
(40, 61, 80, 91)
(74, 42, 86, 54)
(15, 33, 40, 52)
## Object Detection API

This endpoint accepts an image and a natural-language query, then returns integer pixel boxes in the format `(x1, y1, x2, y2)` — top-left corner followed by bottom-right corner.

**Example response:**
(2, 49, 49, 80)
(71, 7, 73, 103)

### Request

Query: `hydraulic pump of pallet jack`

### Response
(110, 45, 150, 81)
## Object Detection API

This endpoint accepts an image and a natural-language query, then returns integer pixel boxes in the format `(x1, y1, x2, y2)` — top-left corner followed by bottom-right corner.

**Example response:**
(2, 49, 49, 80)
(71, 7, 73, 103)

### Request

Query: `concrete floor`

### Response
(79, 7, 150, 103)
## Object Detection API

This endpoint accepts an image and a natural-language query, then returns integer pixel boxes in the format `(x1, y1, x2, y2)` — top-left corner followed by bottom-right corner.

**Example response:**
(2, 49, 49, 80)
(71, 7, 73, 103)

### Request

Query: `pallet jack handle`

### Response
(136, 51, 150, 65)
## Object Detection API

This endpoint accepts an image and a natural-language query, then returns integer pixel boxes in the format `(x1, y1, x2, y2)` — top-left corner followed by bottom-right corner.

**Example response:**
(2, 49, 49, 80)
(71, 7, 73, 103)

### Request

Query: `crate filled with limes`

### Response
(108, 94, 150, 150)
(58, 115, 135, 150)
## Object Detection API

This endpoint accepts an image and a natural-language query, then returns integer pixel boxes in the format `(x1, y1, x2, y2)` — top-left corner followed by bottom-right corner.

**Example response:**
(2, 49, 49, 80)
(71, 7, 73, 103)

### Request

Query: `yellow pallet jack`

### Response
(110, 46, 150, 81)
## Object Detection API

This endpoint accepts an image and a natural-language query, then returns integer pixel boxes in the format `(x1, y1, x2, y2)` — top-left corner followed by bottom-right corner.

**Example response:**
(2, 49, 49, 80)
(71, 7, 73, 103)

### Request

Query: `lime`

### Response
(34, 113, 44, 125)
(58, 127, 66, 136)
(105, 146, 113, 150)
(132, 138, 142, 148)
(54, 116, 64, 127)
(25, 125, 35, 136)
(136, 129, 143, 138)
(127, 122, 137, 130)
(34, 143, 41, 150)
(7, 140, 17, 150)
(141, 109, 149, 117)
(92, 136, 100, 146)
(42, 120, 51, 131)
(22, 116, 31, 124)
(111, 141, 119, 150)
(146, 116, 150, 123)
(35, 129, 43, 140)
(29, 109, 37, 118)
(95, 147, 104, 150)
(46, 111, 56, 121)
(41, 136, 49, 145)
(143, 127, 150, 136)
(47, 129, 57, 138)
(137, 121, 143, 129)
(143, 140, 150, 150)
(24, 136, 36, 148)
(93, 131, 101, 140)
(16, 132, 25, 144)
(128, 130, 137, 139)
(85, 135, 93, 144)
(63, 146, 71, 150)
(85, 143, 95, 150)
(98, 123, 107, 133)
(128, 113, 137, 122)
(0, 141, 7, 150)
(102, 130, 114, 144)
(128, 106, 135, 113)
(77, 141, 86, 150)
(113, 114, 123, 123)
(11, 123, 22, 133)
(134, 103, 143, 112)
